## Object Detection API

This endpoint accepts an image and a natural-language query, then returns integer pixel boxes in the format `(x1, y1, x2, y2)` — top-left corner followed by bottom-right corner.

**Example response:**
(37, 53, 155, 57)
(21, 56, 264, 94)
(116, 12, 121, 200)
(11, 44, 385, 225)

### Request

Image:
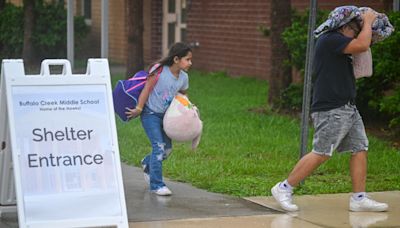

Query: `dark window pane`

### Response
(181, 28, 186, 42)
(168, 22, 176, 48)
(168, 0, 176, 13)
(84, 0, 91, 19)
(181, 0, 187, 23)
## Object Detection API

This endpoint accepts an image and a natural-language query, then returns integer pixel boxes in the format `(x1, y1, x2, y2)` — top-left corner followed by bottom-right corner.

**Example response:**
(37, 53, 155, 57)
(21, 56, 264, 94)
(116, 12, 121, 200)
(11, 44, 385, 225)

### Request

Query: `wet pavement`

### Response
(2, 163, 398, 227)
(121, 163, 275, 222)
(245, 191, 400, 228)
(132, 190, 399, 228)
(0, 211, 17, 228)
(0, 163, 275, 228)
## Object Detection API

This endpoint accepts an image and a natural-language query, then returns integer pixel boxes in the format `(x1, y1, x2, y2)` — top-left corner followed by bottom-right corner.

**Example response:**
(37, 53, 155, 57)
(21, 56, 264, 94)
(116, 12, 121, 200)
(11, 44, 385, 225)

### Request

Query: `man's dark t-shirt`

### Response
(311, 31, 356, 112)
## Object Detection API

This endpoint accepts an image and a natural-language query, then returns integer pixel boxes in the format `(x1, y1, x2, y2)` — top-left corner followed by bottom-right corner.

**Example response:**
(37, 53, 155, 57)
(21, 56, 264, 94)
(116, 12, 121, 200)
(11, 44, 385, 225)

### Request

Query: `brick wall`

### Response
(186, 0, 385, 80)
(79, 0, 101, 59)
(108, 0, 127, 63)
(73, 0, 159, 66)
(143, 0, 151, 65)
(150, 0, 163, 65)
(8, 0, 22, 6)
(186, 0, 271, 80)
(292, 0, 384, 11)
(105, 0, 156, 66)
(7, 0, 386, 77)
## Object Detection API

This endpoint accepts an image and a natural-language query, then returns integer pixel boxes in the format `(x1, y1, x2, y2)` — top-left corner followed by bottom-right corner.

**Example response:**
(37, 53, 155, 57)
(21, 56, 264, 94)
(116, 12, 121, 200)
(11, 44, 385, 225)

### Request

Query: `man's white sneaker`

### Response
(349, 196, 388, 212)
(152, 186, 172, 196)
(271, 182, 299, 212)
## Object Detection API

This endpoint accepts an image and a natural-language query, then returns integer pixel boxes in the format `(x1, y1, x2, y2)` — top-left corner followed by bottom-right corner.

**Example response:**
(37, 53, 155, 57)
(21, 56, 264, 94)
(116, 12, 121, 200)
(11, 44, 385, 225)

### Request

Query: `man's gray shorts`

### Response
(311, 104, 368, 156)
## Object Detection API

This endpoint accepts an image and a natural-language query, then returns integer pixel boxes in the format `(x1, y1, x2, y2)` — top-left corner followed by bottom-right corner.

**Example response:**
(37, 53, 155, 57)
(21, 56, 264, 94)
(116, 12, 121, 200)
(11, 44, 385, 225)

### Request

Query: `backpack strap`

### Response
(149, 63, 162, 74)
(148, 65, 163, 91)
(154, 65, 163, 81)
(126, 66, 163, 93)
(125, 80, 147, 93)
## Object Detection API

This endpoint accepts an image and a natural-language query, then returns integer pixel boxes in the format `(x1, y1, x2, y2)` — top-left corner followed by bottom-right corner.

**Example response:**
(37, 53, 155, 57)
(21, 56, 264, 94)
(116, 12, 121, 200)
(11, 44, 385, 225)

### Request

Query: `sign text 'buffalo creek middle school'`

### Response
(19, 98, 100, 111)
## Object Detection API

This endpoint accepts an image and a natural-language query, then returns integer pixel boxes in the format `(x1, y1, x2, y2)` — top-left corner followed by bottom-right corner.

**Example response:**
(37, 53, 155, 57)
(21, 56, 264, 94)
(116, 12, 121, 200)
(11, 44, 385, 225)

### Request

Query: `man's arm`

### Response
(343, 10, 377, 54)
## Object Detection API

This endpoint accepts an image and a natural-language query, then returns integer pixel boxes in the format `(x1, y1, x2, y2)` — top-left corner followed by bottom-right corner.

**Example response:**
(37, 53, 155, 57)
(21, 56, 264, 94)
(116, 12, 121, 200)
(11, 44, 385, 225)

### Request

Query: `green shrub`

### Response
(282, 9, 329, 73)
(278, 9, 328, 110)
(280, 83, 303, 111)
(0, 4, 24, 59)
(379, 89, 400, 131)
(33, 0, 89, 59)
(0, 1, 88, 60)
(358, 11, 400, 134)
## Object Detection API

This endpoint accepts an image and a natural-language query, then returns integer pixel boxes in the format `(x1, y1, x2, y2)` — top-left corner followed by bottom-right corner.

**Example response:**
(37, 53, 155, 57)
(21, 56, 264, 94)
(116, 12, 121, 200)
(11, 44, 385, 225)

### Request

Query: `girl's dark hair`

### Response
(159, 42, 192, 66)
(148, 42, 192, 74)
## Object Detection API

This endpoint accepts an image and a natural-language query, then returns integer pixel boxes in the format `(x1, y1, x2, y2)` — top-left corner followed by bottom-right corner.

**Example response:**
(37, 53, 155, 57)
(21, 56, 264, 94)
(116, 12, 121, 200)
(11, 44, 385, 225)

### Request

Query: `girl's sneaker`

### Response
(152, 186, 172, 196)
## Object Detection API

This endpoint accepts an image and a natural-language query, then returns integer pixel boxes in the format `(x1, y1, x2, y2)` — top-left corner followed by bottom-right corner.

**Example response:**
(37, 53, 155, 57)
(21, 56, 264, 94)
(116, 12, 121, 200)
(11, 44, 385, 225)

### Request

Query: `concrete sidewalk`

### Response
(122, 163, 275, 222)
(0, 163, 275, 228)
(131, 190, 400, 228)
(1, 163, 398, 228)
(125, 163, 400, 227)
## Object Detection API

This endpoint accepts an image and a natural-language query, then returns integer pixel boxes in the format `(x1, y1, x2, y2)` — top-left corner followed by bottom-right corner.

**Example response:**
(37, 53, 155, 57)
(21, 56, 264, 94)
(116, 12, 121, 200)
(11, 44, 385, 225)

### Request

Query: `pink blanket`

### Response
(163, 94, 202, 149)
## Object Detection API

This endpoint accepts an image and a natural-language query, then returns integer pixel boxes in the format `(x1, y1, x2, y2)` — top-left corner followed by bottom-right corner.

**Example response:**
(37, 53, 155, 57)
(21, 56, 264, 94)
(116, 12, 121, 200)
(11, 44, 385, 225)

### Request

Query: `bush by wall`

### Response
(0, 1, 88, 60)
(0, 3, 24, 58)
(358, 12, 400, 134)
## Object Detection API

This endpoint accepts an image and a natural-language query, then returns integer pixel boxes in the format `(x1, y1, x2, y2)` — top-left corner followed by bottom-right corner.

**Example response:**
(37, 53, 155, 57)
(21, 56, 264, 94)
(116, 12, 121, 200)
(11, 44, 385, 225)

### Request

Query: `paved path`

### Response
(1, 164, 398, 228)
(0, 163, 275, 227)
(122, 163, 276, 222)
(130, 191, 400, 227)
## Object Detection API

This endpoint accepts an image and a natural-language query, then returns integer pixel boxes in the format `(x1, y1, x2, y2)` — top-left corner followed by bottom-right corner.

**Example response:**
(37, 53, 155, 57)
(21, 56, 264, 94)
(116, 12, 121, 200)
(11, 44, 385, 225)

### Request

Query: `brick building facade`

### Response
(8, 0, 386, 79)
(185, 0, 384, 79)
(100, 0, 384, 79)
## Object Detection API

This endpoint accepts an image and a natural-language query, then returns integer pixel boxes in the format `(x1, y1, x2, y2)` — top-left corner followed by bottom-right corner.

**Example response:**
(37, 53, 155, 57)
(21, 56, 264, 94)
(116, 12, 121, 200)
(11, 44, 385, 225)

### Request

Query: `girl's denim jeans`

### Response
(140, 106, 172, 191)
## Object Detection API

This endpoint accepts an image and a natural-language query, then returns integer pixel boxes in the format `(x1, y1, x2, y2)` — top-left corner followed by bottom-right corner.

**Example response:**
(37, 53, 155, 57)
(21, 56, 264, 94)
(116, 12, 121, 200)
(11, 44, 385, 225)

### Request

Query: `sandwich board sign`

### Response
(0, 59, 129, 228)
(0, 60, 17, 216)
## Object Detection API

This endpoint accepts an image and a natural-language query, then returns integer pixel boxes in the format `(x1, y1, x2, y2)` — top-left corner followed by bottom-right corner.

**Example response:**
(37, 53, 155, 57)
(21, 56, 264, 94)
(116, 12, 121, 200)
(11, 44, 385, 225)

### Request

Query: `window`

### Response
(181, 0, 187, 23)
(168, 0, 176, 14)
(83, 0, 92, 25)
(168, 22, 176, 48)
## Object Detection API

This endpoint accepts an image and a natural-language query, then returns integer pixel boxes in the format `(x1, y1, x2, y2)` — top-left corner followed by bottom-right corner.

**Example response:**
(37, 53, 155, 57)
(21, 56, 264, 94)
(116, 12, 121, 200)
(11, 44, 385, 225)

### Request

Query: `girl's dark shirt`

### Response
(311, 31, 356, 112)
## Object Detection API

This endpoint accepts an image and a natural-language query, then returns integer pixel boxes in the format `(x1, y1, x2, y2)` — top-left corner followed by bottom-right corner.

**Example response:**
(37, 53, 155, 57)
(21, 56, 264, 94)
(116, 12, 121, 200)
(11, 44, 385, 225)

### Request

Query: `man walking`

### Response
(271, 9, 388, 212)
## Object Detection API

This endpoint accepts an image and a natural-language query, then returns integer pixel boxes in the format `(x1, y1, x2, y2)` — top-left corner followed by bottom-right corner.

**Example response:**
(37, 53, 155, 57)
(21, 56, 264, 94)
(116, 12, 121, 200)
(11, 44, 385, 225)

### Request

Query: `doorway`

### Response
(162, 0, 188, 56)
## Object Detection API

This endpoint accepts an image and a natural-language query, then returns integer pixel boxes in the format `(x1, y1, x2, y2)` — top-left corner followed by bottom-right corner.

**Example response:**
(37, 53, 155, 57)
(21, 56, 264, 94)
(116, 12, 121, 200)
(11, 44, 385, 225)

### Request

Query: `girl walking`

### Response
(125, 42, 193, 196)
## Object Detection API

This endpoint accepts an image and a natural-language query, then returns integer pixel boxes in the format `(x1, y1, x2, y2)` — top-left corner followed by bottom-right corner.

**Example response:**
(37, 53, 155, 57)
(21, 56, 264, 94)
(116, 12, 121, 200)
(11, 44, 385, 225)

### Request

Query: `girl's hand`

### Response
(125, 107, 142, 120)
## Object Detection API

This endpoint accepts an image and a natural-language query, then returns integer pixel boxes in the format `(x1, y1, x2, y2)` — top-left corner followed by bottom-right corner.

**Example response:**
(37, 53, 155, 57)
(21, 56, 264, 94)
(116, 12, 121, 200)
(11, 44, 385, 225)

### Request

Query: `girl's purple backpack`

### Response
(112, 64, 162, 122)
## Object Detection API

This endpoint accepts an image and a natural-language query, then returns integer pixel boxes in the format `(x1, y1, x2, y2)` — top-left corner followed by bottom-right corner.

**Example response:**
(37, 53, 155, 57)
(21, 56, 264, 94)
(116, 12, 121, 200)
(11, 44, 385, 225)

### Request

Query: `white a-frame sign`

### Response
(0, 59, 128, 228)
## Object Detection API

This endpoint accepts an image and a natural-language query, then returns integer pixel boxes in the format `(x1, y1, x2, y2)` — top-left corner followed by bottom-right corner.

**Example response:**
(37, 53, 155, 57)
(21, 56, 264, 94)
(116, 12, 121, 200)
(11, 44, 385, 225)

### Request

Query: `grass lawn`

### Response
(114, 70, 400, 197)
